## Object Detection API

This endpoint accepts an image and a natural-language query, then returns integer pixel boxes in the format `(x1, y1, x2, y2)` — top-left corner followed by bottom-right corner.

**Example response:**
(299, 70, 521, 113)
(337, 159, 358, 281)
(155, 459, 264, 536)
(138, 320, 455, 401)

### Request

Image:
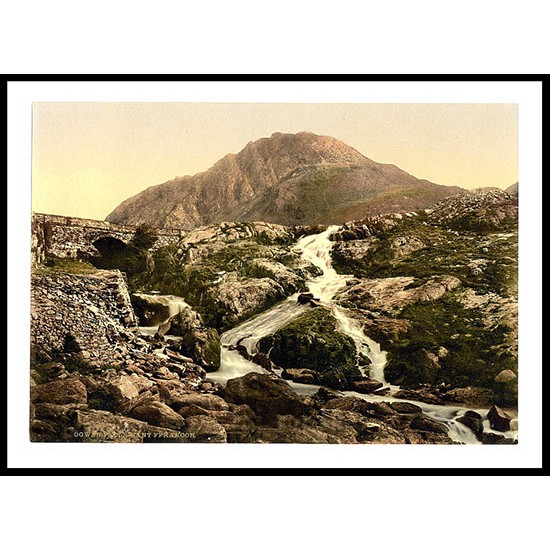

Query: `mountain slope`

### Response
(107, 131, 463, 229)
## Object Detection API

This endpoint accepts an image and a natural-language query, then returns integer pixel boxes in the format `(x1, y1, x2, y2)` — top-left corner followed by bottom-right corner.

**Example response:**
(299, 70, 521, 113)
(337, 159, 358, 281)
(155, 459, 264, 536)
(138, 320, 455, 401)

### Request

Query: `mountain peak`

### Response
(106, 132, 462, 229)
(239, 131, 367, 168)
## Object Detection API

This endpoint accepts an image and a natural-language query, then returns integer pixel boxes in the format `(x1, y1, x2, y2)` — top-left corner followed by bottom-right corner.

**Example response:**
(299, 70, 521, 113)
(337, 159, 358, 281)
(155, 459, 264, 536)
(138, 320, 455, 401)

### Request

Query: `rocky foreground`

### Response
(28, 267, 461, 444)
(30, 365, 515, 444)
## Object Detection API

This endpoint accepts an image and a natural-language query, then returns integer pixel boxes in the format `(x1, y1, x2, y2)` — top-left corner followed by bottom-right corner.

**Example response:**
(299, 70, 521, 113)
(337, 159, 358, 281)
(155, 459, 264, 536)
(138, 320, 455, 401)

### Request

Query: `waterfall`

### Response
(141, 227, 518, 444)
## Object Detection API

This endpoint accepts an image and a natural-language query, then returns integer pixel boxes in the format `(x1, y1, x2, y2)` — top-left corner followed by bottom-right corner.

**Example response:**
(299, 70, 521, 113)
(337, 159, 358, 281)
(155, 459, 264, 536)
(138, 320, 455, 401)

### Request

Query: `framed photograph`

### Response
(6, 76, 543, 472)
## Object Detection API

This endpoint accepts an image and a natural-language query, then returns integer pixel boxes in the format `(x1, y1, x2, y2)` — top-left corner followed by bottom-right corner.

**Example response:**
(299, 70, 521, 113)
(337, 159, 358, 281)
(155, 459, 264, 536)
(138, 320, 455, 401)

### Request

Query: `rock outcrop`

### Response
(224, 373, 310, 422)
(258, 308, 362, 390)
(427, 188, 518, 231)
(336, 275, 461, 315)
(167, 309, 221, 371)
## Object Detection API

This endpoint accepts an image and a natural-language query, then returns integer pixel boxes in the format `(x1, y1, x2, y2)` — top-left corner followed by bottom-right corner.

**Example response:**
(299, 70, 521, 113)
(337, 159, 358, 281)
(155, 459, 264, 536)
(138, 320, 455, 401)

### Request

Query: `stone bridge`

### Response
(31, 213, 187, 264)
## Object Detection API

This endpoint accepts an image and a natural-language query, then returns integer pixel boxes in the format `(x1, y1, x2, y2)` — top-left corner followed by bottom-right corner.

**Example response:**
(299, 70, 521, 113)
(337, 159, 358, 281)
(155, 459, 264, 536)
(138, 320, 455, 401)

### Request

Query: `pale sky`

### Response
(32, 102, 518, 220)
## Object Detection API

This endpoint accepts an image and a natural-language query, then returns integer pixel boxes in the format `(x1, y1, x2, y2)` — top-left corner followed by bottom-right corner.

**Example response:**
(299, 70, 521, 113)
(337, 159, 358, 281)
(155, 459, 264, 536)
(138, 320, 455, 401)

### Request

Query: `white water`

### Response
(210, 226, 391, 387)
(135, 293, 190, 338)
(142, 227, 518, 444)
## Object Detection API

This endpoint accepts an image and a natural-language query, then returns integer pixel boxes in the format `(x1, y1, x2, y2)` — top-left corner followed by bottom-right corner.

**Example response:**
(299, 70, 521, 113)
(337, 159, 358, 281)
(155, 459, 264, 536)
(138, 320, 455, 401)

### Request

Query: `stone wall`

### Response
(31, 213, 187, 263)
(31, 269, 142, 366)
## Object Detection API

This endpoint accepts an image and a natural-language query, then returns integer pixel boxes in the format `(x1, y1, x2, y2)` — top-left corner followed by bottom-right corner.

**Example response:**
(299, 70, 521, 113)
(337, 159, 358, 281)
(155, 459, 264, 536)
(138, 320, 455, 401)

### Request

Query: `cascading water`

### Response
(210, 225, 391, 386)
(135, 293, 190, 337)
(135, 294, 190, 353)
(149, 227, 518, 444)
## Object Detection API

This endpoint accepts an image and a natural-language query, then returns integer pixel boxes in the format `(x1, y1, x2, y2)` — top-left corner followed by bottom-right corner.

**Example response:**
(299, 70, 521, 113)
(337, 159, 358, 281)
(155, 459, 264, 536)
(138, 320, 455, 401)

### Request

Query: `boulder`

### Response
(282, 368, 318, 384)
(30, 403, 87, 442)
(494, 369, 517, 384)
(443, 386, 495, 407)
(389, 401, 423, 414)
(392, 389, 443, 405)
(164, 349, 193, 365)
(167, 308, 203, 335)
(85, 374, 142, 413)
(208, 407, 257, 443)
(184, 415, 227, 443)
(259, 308, 361, 390)
(125, 364, 146, 376)
(297, 292, 320, 305)
(179, 327, 221, 372)
(410, 415, 449, 435)
(235, 344, 251, 360)
(127, 373, 155, 393)
(131, 293, 171, 326)
(487, 405, 512, 432)
(249, 259, 303, 294)
(321, 396, 374, 417)
(251, 352, 274, 371)
(224, 373, 310, 422)
(457, 414, 484, 439)
(174, 393, 230, 413)
(130, 400, 186, 430)
(402, 429, 454, 445)
(350, 379, 384, 394)
(151, 366, 179, 380)
(206, 278, 285, 330)
(156, 379, 195, 407)
(367, 401, 396, 418)
(324, 409, 381, 441)
(105, 375, 139, 407)
(161, 309, 221, 371)
(254, 412, 359, 444)
(31, 377, 88, 405)
(384, 348, 441, 388)
(314, 387, 343, 401)
(177, 403, 211, 418)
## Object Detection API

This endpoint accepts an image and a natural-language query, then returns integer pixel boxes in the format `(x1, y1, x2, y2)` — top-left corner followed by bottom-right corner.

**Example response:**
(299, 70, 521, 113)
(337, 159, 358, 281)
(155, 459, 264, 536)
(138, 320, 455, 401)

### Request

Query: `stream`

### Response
(142, 226, 518, 444)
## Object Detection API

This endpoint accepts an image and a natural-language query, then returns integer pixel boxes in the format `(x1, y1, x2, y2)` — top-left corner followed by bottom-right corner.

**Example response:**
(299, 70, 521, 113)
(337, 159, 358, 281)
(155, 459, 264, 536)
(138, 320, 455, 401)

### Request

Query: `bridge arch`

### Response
(92, 235, 129, 255)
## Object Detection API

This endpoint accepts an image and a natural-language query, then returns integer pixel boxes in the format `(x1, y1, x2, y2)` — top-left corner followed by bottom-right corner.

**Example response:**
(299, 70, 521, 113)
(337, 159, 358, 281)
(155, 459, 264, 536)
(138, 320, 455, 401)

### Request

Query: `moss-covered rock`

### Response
(384, 294, 517, 404)
(168, 310, 221, 372)
(258, 308, 362, 390)
(331, 215, 518, 298)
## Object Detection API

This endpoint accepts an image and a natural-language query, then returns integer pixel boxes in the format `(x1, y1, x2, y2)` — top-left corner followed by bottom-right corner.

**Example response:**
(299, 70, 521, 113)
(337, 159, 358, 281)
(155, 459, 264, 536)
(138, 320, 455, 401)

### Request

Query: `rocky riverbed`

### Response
(30, 190, 518, 444)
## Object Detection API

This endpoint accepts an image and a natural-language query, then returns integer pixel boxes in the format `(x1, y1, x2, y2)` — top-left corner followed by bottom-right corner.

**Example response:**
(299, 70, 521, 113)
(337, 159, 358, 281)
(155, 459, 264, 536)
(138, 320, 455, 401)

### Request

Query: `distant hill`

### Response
(107, 131, 464, 229)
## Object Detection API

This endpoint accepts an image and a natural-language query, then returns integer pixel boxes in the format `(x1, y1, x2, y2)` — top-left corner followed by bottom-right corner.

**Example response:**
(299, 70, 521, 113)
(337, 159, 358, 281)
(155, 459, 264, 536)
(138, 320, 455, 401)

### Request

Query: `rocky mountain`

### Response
(107, 131, 463, 229)
(427, 187, 518, 231)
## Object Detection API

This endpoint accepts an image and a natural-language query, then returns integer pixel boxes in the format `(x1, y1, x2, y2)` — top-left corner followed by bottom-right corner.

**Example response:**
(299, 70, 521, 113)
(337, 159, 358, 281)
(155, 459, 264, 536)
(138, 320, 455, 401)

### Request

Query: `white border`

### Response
(7, 80, 543, 469)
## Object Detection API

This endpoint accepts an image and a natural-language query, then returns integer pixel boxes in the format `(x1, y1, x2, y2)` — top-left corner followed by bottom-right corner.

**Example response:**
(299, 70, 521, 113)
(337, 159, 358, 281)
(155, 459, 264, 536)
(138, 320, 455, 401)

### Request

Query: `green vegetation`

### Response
(180, 327, 221, 370)
(332, 218, 518, 297)
(127, 238, 312, 329)
(33, 256, 99, 276)
(384, 293, 517, 404)
(445, 211, 518, 233)
(258, 307, 363, 390)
